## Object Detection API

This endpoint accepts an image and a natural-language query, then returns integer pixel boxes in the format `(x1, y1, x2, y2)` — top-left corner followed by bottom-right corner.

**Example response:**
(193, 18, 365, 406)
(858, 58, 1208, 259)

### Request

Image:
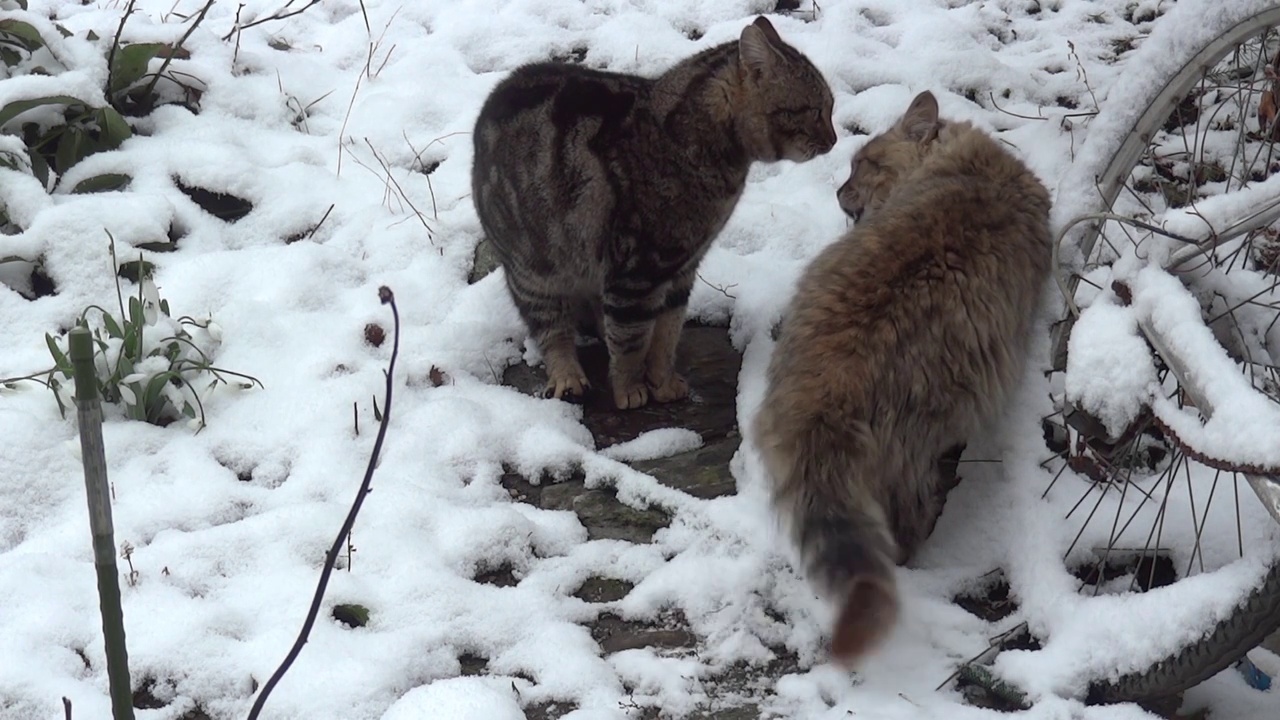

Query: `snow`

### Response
(380, 677, 526, 720)
(601, 428, 703, 463)
(1064, 293, 1158, 439)
(1131, 266, 1280, 471)
(2, 0, 1279, 718)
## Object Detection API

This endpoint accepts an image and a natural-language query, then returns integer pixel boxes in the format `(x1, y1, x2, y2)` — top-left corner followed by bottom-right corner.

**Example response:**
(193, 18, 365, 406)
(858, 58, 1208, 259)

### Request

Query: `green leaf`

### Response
(109, 42, 165, 96)
(159, 298, 170, 315)
(332, 604, 370, 628)
(0, 95, 81, 130)
(142, 373, 171, 415)
(102, 312, 124, 339)
(44, 333, 71, 376)
(0, 19, 46, 52)
(96, 106, 131, 148)
(121, 325, 137, 363)
(26, 141, 48, 188)
(114, 353, 134, 385)
(54, 23, 71, 39)
(86, 29, 98, 42)
(0, 46, 21, 67)
(48, 375, 67, 418)
(71, 172, 131, 194)
(116, 259, 153, 283)
(128, 295, 142, 330)
(181, 401, 196, 419)
(53, 125, 85, 174)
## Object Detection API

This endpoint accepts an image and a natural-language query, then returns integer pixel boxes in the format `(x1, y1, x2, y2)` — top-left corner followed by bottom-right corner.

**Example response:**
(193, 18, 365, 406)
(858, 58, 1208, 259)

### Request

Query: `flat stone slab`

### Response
(632, 433, 740, 500)
(592, 612, 698, 654)
(503, 324, 741, 447)
(500, 473, 672, 543)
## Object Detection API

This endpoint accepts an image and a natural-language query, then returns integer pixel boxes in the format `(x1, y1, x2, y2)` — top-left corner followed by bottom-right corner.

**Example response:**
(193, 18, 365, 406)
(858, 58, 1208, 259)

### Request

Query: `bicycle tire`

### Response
(1088, 560, 1280, 704)
(1046, 0, 1280, 704)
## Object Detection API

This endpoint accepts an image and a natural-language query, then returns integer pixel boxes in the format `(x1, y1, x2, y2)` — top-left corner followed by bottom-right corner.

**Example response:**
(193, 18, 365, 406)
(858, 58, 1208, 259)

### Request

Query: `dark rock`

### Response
(954, 576, 1016, 622)
(574, 576, 635, 603)
(688, 707, 761, 720)
(524, 700, 579, 720)
(499, 471, 544, 505)
(469, 237, 501, 284)
(458, 653, 489, 676)
(474, 562, 519, 587)
(632, 433, 740, 499)
(591, 613, 697, 654)
(541, 482, 671, 544)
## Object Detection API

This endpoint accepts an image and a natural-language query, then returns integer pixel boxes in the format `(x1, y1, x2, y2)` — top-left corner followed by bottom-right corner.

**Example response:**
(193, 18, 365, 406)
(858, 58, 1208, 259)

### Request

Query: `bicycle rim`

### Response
(1046, 4, 1280, 705)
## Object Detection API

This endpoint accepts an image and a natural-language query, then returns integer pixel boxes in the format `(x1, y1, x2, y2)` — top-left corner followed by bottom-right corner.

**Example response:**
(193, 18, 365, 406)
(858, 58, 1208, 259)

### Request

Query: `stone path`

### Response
(500, 323, 743, 538)
(499, 323, 795, 718)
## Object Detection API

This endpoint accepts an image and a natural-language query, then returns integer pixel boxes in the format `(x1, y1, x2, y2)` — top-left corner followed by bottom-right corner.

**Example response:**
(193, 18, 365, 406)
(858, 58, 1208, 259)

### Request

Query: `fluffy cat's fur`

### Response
(472, 16, 836, 409)
(751, 91, 1051, 665)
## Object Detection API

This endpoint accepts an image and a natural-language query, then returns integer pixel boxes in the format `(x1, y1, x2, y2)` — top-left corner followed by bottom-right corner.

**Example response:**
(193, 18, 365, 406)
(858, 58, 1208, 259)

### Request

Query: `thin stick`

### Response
(221, 0, 323, 41)
(106, 0, 139, 98)
(245, 286, 401, 720)
(139, 0, 214, 105)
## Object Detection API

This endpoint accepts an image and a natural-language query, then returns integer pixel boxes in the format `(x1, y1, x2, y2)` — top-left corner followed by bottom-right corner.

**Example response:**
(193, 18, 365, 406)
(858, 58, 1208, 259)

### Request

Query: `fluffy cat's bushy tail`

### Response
(775, 446, 901, 666)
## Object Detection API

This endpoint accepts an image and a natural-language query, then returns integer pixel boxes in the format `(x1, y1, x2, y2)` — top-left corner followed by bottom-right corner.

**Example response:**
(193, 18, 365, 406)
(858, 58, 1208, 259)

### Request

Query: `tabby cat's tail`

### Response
(785, 454, 900, 666)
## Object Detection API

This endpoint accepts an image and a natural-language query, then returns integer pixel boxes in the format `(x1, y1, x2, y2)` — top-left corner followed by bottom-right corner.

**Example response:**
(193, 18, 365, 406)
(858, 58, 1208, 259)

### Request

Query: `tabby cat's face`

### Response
(748, 64, 837, 162)
(736, 19, 837, 163)
(837, 91, 942, 221)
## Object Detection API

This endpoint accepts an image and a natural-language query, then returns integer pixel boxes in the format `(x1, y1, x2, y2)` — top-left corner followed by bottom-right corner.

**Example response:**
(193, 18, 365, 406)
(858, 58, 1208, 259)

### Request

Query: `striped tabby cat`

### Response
(752, 91, 1052, 665)
(472, 16, 836, 409)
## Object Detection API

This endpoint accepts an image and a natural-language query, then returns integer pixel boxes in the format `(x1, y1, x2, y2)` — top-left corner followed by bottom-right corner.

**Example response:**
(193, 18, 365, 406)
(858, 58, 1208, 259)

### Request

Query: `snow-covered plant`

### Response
(9, 235, 262, 428)
(0, 0, 207, 189)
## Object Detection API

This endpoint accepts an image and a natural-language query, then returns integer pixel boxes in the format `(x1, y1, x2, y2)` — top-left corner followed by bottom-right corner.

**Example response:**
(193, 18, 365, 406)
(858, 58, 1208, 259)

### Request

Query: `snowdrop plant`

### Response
(35, 236, 262, 428)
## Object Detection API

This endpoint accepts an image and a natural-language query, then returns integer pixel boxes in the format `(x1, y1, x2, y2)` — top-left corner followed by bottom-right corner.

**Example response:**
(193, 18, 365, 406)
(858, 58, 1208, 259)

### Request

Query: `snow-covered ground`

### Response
(1, 0, 1278, 718)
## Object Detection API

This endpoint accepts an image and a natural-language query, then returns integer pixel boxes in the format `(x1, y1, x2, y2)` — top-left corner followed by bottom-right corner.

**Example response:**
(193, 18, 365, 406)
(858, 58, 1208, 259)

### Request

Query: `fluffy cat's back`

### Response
(776, 132, 1051, 427)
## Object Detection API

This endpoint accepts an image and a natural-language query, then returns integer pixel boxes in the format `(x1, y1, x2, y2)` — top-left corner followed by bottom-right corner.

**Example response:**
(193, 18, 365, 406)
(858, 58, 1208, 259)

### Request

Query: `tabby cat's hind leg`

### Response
(603, 316, 653, 409)
(506, 274, 590, 402)
(601, 293, 656, 409)
(645, 306, 690, 403)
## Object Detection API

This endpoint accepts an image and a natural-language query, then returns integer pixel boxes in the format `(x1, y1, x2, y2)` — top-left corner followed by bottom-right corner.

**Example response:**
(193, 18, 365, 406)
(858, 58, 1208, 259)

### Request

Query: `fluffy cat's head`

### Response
(734, 17, 837, 163)
(837, 91, 942, 221)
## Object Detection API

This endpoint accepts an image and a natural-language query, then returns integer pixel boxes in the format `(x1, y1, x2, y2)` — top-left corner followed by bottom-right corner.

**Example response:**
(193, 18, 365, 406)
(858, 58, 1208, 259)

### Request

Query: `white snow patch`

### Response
(600, 428, 703, 462)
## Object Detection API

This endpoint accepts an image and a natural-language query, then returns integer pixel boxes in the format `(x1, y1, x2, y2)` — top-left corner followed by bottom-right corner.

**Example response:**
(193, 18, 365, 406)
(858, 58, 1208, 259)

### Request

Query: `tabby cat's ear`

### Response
(752, 16, 784, 44)
(740, 18, 784, 73)
(899, 91, 941, 145)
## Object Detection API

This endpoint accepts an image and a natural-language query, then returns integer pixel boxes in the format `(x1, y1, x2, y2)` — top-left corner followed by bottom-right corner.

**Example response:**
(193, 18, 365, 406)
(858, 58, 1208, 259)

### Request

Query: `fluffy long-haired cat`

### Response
(751, 91, 1051, 664)
(472, 16, 836, 409)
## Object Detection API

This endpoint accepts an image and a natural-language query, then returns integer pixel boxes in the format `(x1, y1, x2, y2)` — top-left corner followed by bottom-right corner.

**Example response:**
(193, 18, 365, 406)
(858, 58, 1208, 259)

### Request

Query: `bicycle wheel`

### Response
(1044, 0, 1280, 705)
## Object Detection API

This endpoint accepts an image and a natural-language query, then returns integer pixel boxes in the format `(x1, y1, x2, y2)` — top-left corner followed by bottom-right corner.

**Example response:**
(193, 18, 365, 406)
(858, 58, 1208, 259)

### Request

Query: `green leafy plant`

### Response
(0, 2, 207, 189)
(1, 234, 262, 428)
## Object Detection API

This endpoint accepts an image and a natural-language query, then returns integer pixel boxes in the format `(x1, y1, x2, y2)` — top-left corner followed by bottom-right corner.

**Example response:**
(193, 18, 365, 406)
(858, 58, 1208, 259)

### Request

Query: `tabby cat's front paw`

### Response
(544, 372, 590, 403)
(612, 380, 650, 409)
(648, 372, 689, 403)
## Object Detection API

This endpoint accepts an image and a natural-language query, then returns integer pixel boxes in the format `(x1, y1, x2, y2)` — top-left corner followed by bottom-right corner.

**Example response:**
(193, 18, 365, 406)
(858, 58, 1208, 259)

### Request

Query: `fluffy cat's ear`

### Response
(899, 91, 940, 144)
(740, 17, 784, 73)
